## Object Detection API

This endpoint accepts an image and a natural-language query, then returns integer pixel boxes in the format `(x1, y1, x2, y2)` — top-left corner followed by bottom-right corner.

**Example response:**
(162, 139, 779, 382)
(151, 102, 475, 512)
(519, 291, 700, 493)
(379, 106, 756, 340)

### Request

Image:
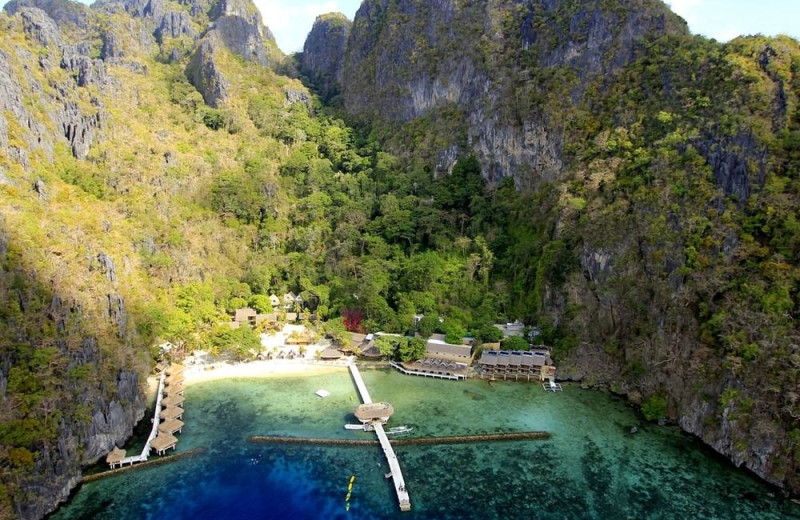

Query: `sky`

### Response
(665, 0, 800, 44)
(1, 0, 797, 54)
(259, 0, 800, 54)
(256, 0, 361, 53)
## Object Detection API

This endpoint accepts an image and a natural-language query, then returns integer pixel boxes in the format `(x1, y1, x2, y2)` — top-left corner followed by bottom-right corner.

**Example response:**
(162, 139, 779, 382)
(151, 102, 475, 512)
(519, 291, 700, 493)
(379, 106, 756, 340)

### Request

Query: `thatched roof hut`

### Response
(320, 348, 343, 360)
(105, 447, 126, 467)
(163, 383, 185, 396)
(286, 333, 312, 345)
(166, 364, 184, 376)
(150, 433, 178, 455)
(354, 402, 394, 423)
(157, 419, 185, 435)
(162, 394, 185, 407)
(160, 406, 184, 421)
(165, 373, 185, 386)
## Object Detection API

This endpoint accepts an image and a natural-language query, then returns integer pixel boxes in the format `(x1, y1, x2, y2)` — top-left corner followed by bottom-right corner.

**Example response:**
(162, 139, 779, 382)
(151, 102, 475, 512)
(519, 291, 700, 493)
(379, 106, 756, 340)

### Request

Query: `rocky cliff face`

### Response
(331, 0, 686, 181)
(0, 3, 196, 518)
(0, 218, 146, 519)
(185, 0, 281, 106)
(301, 12, 351, 101)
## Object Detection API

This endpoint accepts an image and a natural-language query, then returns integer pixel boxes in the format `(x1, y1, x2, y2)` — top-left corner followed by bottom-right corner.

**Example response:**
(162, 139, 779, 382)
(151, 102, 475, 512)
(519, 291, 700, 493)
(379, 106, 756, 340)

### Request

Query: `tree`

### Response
(500, 336, 529, 351)
(375, 336, 397, 358)
(417, 315, 439, 337)
(324, 317, 350, 346)
(250, 294, 273, 314)
(442, 318, 466, 344)
(342, 308, 364, 332)
(209, 326, 262, 361)
(399, 337, 427, 362)
(477, 324, 504, 343)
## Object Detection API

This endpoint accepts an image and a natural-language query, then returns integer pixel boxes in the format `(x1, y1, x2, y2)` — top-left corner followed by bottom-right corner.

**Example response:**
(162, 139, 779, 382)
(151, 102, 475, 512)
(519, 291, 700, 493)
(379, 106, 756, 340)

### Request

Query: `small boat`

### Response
(385, 426, 413, 436)
(344, 424, 365, 430)
(384, 472, 393, 479)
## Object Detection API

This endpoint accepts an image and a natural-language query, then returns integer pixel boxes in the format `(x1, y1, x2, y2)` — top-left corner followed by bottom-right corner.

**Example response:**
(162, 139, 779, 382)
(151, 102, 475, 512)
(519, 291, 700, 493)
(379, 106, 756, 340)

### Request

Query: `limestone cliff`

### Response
(186, 0, 281, 105)
(333, 0, 686, 181)
(301, 12, 351, 101)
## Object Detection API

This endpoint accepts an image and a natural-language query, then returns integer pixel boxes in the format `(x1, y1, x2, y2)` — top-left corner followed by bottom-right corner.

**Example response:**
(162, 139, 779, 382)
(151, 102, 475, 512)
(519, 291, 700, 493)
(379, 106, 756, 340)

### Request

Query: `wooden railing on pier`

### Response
(115, 371, 166, 466)
(390, 361, 466, 380)
(348, 363, 410, 511)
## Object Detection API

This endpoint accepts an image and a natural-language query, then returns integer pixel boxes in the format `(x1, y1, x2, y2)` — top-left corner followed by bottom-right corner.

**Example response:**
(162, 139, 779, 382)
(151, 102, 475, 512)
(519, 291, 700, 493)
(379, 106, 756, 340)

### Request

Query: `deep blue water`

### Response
(50, 369, 800, 520)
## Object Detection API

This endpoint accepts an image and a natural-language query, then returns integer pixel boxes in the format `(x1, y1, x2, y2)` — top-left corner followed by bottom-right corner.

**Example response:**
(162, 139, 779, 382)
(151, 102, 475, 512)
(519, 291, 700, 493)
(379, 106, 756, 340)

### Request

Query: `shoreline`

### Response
(177, 359, 349, 386)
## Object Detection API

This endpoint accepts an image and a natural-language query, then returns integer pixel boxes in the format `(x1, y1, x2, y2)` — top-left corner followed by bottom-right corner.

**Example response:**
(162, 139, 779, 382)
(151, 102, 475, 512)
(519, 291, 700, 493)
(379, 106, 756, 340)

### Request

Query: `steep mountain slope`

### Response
(304, 0, 800, 496)
(0, 0, 299, 517)
(320, 0, 687, 183)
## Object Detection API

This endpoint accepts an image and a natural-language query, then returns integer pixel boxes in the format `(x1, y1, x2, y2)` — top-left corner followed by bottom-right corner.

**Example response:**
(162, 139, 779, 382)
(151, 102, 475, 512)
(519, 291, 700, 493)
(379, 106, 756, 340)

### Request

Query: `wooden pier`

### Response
(349, 364, 411, 512)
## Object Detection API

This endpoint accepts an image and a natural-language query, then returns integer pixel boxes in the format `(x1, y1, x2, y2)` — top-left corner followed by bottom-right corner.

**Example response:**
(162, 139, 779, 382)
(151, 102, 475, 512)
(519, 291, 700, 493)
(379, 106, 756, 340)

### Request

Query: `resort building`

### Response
(269, 294, 281, 308)
(346, 332, 380, 357)
(494, 321, 525, 337)
(476, 348, 556, 381)
(319, 348, 344, 360)
(105, 447, 126, 469)
(394, 335, 473, 380)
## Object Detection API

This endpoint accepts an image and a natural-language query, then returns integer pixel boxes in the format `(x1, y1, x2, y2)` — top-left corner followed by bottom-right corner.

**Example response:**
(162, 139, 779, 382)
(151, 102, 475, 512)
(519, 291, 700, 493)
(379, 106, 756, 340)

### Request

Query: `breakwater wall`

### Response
(248, 431, 550, 446)
(81, 448, 207, 483)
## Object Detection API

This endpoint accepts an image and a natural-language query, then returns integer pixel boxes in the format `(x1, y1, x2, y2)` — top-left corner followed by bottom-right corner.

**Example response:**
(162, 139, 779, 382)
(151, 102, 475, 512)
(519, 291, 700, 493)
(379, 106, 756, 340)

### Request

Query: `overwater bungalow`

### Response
(162, 394, 185, 408)
(159, 406, 184, 421)
(105, 447, 126, 468)
(165, 364, 184, 376)
(163, 383, 185, 396)
(150, 433, 178, 455)
(157, 419, 185, 435)
(165, 373, 184, 386)
(477, 349, 555, 381)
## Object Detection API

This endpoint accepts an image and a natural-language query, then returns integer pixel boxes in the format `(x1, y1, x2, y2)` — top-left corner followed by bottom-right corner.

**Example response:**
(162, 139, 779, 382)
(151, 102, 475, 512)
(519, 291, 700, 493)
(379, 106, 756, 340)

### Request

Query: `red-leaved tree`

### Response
(341, 308, 364, 333)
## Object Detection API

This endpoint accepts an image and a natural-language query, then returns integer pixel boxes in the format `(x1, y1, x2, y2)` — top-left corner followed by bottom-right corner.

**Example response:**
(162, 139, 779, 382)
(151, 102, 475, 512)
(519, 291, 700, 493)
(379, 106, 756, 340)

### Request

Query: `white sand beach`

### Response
(181, 359, 349, 386)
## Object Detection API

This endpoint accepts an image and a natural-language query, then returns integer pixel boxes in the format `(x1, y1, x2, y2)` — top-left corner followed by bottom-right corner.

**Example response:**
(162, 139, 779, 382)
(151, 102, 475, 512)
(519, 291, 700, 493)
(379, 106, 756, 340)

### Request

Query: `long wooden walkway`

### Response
(348, 364, 411, 512)
(118, 371, 166, 465)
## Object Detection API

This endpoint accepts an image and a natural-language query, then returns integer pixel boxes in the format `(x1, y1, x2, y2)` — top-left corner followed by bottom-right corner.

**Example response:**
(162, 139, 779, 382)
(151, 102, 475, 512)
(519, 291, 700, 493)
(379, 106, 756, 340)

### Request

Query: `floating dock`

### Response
(348, 364, 411, 512)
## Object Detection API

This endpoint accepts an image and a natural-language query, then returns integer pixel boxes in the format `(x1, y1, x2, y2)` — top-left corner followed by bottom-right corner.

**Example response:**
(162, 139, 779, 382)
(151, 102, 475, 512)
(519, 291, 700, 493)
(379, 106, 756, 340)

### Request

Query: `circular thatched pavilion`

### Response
(354, 402, 394, 425)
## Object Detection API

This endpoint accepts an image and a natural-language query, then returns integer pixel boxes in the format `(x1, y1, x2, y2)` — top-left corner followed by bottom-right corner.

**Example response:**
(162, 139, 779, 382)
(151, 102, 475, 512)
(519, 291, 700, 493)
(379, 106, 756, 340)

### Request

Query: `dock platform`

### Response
(348, 364, 411, 512)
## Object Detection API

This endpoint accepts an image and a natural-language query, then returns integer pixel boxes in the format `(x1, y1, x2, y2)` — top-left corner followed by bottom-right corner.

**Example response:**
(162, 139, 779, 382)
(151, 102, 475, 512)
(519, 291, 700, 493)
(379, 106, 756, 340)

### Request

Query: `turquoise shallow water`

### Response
(51, 368, 800, 519)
